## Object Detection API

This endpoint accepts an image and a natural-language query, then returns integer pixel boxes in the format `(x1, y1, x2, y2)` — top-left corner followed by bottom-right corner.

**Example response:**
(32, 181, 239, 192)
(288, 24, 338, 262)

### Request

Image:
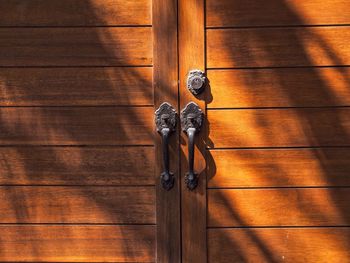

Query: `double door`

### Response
(0, 0, 349, 262)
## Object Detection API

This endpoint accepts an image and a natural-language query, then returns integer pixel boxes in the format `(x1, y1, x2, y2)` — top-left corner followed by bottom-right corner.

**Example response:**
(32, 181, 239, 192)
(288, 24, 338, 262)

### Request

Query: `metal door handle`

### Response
(155, 102, 177, 190)
(180, 102, 203, 190)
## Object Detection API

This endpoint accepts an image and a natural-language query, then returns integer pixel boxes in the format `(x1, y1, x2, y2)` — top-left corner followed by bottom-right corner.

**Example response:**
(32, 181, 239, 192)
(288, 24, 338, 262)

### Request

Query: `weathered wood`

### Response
(207, 27, 350, 68)
(0, 186, 155, 223)
(0, 107, 154, 145)
(0, 0, 151, 26)
(0, 28, 152, 66)
(179, 0, 207, 262)
(0, 67, 153, 106)
(207, 68, 350, 108)
(208, 228, 350, 263)
(208, 108, 350, 148)
(0, 146, 154, 185)
(0, 225, 155, 262)
(208, 148, 350, 187)
(153, 0, 181, 262)
(207, 0, 350, 27)
(208, 188, 350, 227)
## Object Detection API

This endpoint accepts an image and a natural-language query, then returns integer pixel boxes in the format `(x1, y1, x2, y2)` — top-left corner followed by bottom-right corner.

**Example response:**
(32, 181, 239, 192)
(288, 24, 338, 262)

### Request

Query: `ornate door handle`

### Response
(180, 102, 203, 190)
(155, 102, 177, 190)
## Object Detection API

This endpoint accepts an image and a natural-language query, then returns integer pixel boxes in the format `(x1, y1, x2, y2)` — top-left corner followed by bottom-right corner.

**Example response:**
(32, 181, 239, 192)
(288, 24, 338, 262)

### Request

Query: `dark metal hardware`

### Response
(180, 102, 203, 190)
(155, 102, 177, 190)
(187, 70, 206, 95)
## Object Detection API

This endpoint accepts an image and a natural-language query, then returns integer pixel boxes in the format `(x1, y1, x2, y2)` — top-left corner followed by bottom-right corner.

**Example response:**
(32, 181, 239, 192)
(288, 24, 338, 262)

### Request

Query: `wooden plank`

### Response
(0, 28, 152, 66)
(208, 188, 350, 227)
(208, 228, 350, 263)
(0, 67, 153, 106)
(208, 148, 350, 188)
(207, 0, 350, 27)
(0, 107, 153, 145)
(207, 27, 350, 68)
(0, 0, 151, 26)
(208, 108, 350, 148)
(179, 0, 207, 262)
(153, 0, 181, 262)
(0, 186, 155, 224)
(0, 225, 155, 262)
(207, 68, 350, 108)
(0, 146, 154, 185)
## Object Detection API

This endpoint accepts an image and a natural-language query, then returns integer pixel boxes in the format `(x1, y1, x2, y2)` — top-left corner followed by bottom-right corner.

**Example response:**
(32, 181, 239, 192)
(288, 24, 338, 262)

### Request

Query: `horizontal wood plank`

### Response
(208, 108, 350, 148)
(0, 107, 153, 145)
(0, 0, 151, 26)
(0, 146, 154, 185)
(0, 28, 152, 66)
(208, 228, 350, 263)
(0, 67, 153, 106)
(0, 186, 155, 224)
(207, 27, 350, 68)
(208, 188, 350, 227)
(207, 0, 350, 27)
(207, 68, 350, 108)
(208, 148, 350, 187)
(0, 225, 155, 262)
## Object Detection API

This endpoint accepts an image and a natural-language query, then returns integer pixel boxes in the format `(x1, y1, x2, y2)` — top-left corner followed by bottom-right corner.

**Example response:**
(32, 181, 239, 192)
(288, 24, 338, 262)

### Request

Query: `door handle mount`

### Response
(155, 102, 177, 190)
(180, 102, 203, 190)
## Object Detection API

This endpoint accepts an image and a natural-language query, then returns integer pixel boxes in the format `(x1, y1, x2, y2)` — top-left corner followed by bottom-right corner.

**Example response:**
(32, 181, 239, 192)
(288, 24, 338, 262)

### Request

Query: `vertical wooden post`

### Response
(179, 0, 207, 262)
(153, 0, 181, 262)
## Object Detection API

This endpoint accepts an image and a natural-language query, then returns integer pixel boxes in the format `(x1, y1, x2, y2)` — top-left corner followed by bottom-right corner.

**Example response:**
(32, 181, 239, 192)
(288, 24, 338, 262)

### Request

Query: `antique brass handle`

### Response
(180, 102, 203, 190)
(155, 102, 177, 190)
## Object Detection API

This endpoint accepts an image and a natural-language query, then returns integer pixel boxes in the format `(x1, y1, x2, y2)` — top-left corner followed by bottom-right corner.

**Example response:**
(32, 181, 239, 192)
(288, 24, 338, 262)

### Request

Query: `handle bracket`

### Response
(180, 102, 203, 190)
(155, 102, 177, 190)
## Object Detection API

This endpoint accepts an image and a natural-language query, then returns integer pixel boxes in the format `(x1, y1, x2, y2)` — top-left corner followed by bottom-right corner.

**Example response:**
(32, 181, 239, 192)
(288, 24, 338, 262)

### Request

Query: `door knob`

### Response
(180, 102, 203, 190)
(155, 102, 177, 190)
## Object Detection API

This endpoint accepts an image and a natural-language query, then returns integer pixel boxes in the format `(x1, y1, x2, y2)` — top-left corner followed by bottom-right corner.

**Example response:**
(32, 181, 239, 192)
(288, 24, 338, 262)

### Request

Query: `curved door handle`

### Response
(155, 102, 177, 190)
(180, 102, 203, 190)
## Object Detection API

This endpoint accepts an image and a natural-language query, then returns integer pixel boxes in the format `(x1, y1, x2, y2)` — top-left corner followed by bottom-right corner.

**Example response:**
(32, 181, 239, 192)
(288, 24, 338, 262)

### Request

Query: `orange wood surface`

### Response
(208, 228, 350, 263)
(208, 108, 350, 148)
(0, 225, 155, 262)
(208, 148, 350, 187)
(0, 0, 151, 26)
(0, 28, 152, 66)
(208, 188, 350, 227)
(0, 186, 155, 224)
(207, 0, 350, 27)
(207, 27, 350, 68)
(0, 107, 154, 145)
(207, 68, 350, 108)
(0, 146, 154, 185)
(0, 67, 152, 106)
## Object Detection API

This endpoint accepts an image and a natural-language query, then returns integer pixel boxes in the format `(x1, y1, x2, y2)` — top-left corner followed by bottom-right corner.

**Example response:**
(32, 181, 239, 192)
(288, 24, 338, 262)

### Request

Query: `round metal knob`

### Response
(187, 70, 206, 95)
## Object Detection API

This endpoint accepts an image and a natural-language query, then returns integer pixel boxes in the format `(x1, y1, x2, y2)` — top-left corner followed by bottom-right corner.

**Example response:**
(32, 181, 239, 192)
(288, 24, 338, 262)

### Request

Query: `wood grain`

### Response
(207, 27, 350, 68)
(0, 67, 152, 106)
(179, 0, 207, 262)
(208, 228, 350, 263)
(0, 0, 151, 26)
(153, 0, 181, 261)
(0, 28, 152, 66)
(0, 186, 155, 223)
(208, 188, 350, 227)
(207, 0, 350, 27)
(0, 107, 153, 145)
(208, 148, 350, 187)
(208, 108, 350, 148)
(0, 225, 155, 262)
(0, 146, 154, 185)
(207, 68, 350, 108)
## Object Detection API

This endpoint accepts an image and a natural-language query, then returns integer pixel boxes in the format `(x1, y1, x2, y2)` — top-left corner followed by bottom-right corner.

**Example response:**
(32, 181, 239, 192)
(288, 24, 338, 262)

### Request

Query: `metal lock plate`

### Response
(155, 102, 177, 133)
(187, 70, 206, 95)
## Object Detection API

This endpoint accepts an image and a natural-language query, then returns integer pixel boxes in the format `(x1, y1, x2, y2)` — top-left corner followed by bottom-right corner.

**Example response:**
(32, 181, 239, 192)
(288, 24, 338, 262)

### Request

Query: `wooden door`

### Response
(179, 0, 350, 262)
(0, 1, 180, 262)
